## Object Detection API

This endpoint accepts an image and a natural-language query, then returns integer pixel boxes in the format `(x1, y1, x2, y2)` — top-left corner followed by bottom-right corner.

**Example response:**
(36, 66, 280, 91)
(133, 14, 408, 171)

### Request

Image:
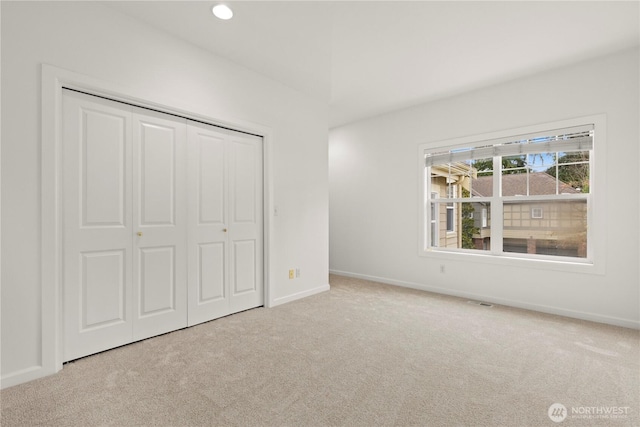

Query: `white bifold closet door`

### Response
(187, 122, 263, 326)
(63, 92, 137, 361)
(63, 90, 188, 361)
(62, 90, 262, 362)
(131, 109, 188, 342)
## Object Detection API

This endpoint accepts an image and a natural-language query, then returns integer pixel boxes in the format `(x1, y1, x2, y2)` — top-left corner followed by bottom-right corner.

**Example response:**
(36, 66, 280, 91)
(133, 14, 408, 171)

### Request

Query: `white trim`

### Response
(430, 192, 438, 247)
(418, 114, 606, 275)
(418, 152, 428, 254)
(270, 284, 330, 307)
(329, 270, 639, 330)
(421, 117, 601, 154)
(0, 366, 46, 389)
(27, 64, 275, 389)
(424, 131, 593, 167)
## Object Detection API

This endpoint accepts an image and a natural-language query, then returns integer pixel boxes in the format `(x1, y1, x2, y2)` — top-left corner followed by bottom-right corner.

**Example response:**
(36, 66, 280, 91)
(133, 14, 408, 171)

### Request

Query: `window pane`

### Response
(502, 155, 527, 174)
(503, 199, 587, 258)
(500, 155, 526, 196)
(500, 152, 589, 196)
(558, 150, 589, 164)
(430, 163, 474, 199)
(526, 152, 555, 172)
(463, 201, 490, 250)
(430, 160, 494, 199)
(470, 158, 493, 197)
(555, 151, 590, 193)
(430, 201, 490, 250)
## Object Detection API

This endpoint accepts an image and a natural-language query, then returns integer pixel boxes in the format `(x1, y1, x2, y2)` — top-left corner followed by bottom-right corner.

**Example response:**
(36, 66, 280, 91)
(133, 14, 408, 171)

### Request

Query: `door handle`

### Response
(137, 231, 143, 237)
(222, 228, 228, 233)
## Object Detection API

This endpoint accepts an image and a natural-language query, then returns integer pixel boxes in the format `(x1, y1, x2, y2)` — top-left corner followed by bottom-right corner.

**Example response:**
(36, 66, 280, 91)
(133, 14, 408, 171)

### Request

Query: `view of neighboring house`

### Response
(430, 166, 587, 258)
(429, 163, 476, 249)
(471, 172, 586, 257)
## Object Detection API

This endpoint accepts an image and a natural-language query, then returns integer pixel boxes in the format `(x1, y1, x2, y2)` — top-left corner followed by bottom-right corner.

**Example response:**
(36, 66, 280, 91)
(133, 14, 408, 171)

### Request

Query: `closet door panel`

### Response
(187, 124, 230, 325)
(132, 110, 188, 341)
(232, 240, 256, 295)
(228, 134, 263, 312)
(198, 137, 226, 225)
(231, 140, 257, 224)
(198, 242, 226, 302)
(138, 246, 175, 315)
(139, 123, 176, 225)
(62, 90, 134, 362)
(81, 111, 126, 226)
(81, 250, 126, 328)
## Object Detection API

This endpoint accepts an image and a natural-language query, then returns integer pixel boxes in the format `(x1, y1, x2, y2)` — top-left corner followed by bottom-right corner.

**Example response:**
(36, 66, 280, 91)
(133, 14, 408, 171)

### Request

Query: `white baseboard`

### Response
(329, 269, 640, 330)
(1, 365, 54, 390)
(270, 283, 330, 307)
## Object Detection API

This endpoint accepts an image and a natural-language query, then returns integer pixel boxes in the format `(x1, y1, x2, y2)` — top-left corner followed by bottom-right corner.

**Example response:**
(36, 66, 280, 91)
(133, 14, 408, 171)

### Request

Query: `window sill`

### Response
(419, 247, 603, 276)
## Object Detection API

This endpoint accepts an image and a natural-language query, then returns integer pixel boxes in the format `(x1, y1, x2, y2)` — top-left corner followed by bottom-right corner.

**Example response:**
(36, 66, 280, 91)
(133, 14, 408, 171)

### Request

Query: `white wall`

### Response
(1, 2, 329, 387)
(330, 48, 639, 329)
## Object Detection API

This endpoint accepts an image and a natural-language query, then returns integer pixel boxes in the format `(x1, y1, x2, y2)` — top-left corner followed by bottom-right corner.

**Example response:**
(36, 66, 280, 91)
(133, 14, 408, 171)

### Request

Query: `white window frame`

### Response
(531, 207, 544, 219)
(430, 192, 439, 246)
(418, 115, 606, 275)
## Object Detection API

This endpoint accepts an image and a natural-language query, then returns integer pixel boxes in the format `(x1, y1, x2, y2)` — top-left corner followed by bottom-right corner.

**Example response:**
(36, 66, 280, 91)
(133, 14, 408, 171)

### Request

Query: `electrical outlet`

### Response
(289, 269, 294, 279)
(440, 264, 445, 273)
(296, 268, 300, 278)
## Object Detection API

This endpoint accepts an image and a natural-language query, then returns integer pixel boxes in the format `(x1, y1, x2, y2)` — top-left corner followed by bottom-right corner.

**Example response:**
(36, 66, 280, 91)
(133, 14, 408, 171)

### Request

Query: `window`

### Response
(422, 121, 595, 263)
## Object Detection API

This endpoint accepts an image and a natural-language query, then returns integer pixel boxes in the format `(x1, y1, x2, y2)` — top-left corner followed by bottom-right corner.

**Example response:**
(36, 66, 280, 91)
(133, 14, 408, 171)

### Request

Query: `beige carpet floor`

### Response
(1, 274, 639, 426)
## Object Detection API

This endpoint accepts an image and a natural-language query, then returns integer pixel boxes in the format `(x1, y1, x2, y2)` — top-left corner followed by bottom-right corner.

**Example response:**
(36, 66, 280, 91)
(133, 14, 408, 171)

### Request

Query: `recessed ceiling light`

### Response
(212, 4, 233, 20)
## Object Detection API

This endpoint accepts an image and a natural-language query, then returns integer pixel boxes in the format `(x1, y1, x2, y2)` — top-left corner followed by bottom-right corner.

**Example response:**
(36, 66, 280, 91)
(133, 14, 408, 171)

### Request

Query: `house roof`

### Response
(471, 172, 579, 197)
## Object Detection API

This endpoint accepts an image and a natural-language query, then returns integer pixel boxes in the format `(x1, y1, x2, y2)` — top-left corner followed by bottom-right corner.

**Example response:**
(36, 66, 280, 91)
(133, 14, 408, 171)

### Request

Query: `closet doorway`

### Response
(62, 89, 263, 361)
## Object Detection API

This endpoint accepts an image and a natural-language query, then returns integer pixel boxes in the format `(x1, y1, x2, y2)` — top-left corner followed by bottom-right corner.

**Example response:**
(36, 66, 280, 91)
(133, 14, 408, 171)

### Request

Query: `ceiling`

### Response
(106, 1, 639, 127)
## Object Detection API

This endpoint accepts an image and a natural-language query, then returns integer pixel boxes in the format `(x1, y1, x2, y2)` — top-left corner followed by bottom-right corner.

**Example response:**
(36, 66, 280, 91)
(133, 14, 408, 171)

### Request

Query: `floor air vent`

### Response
(467, 300, 494, 307)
